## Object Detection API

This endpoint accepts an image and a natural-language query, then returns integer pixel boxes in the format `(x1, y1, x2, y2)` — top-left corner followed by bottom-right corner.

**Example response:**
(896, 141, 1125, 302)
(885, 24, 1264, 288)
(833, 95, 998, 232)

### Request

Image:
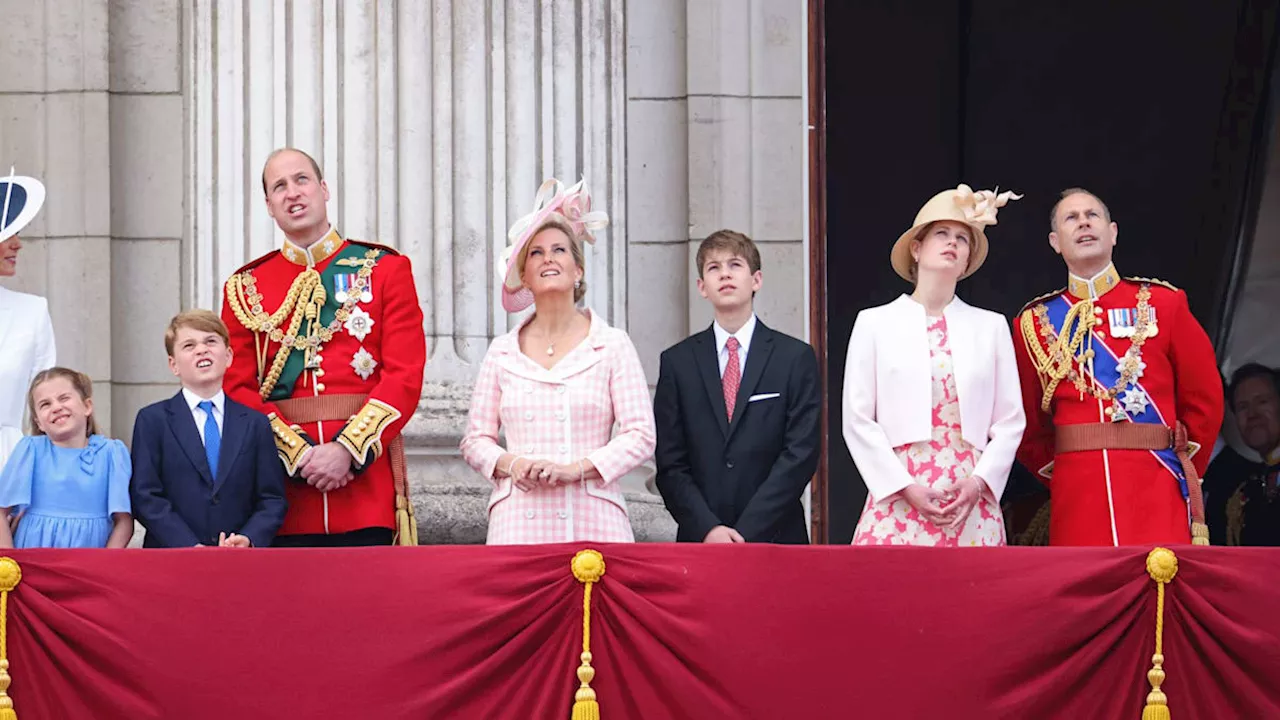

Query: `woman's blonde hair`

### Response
(515, 215, 588, 304)
(27, 367, 98, 437)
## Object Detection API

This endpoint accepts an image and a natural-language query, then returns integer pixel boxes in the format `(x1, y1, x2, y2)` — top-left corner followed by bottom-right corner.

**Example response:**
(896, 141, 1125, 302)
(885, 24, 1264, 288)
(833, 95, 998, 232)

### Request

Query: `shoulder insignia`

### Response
(1125, 276, 1178, 292)
(1019, 287, 1065, 316)
(230, 249, 280, 276)
(347, 238, 401, 256)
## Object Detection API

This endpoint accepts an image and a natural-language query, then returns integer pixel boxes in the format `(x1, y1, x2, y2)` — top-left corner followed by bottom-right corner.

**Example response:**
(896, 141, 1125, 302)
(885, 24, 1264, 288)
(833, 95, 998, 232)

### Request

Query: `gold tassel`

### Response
(395, 495, 418, 547)
(1142, 548, 1178, 720)
(0, 557, 23, 719)
(570, 550, 606, 720)
(1190, 523, 1209, 547)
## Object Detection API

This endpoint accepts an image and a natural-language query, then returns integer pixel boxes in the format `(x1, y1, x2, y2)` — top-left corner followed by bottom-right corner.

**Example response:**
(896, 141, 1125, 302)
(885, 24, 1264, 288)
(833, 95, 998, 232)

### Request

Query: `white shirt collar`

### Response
(713, 313, 757, 355)
(182, 387, 226, 414)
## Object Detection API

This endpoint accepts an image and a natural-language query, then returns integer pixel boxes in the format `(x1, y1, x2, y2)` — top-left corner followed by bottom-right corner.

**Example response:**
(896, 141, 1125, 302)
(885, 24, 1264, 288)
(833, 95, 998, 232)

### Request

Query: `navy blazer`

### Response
(654, 321, 822, 543)
(130, 392, 287, 548)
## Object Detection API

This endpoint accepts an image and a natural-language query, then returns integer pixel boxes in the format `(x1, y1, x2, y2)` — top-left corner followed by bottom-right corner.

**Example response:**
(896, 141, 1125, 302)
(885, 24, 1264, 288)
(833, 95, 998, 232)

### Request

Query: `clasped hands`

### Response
(900, 476, 984, 534)
(298, 442, 356, 492)
(508, 457, 583, 492)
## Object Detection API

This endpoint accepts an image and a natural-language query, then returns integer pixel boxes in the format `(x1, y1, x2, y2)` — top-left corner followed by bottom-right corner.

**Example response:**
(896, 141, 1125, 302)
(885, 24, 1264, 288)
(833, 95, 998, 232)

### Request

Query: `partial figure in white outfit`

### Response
(843, 184, 1026, 546)
(0, 171, 56, 471)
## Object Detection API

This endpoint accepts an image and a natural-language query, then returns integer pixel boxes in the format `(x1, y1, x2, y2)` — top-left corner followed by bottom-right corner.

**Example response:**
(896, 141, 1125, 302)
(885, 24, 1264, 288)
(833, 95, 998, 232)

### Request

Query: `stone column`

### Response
(109, 0, 186, 441)
(625, 0, 808, 379)
(0, 0, 114, 429)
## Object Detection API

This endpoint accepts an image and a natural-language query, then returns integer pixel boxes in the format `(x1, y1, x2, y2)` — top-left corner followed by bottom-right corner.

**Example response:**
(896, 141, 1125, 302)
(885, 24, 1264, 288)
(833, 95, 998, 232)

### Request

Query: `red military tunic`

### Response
(220, 227, 426, 537)
(1012, 264, 1223, 546)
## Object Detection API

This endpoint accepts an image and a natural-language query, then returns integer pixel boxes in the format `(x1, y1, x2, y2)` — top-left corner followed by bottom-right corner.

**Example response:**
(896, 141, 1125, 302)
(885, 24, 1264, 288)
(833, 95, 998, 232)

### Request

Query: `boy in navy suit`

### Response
(131, 310, 287, 548)
(654, 230, 822, 543)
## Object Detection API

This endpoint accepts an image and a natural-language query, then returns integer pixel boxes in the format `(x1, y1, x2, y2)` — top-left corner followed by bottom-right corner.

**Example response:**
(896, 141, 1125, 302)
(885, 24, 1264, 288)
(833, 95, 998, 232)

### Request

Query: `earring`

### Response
(574, 279, 581, 289)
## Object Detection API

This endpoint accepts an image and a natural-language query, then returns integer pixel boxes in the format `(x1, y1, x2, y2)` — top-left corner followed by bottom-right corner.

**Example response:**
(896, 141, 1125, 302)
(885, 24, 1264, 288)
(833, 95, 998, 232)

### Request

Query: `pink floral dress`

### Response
(851, 317, 1006, 546)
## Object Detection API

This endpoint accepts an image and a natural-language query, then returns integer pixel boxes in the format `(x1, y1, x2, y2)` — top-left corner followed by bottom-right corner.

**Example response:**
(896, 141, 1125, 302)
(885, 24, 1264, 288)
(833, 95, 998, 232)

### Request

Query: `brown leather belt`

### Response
(1055, 423, 1173, 453)
(274, 393, 416, 545)
(1055, 421, 1209, 545)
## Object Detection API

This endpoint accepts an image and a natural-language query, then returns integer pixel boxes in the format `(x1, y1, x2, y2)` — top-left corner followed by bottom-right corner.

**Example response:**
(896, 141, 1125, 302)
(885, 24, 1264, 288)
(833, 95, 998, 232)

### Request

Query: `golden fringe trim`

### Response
(0, 557, 22, 719)
(570, 550, 606, 720)
(1143, 548, 1178, 720)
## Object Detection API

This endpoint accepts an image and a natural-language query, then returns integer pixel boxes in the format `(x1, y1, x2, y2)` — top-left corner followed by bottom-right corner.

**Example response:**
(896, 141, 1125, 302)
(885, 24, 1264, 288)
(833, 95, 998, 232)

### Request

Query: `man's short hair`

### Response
(261, 147, 324, 195)
(1050, 187, 1111, 232)
(1227, 362, 1280, 408)
(165, 309, 231, 356)
(696, 229, 762, 278)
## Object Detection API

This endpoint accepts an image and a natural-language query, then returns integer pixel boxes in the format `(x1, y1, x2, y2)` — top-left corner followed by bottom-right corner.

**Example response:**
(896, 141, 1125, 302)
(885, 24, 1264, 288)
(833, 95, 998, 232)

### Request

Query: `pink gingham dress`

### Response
(460, 308, 656, 544)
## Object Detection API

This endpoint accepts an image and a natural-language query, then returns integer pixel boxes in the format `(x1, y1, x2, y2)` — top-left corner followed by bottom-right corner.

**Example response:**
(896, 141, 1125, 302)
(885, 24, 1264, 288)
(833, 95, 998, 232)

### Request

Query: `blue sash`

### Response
(1044, 295, 1187, 499)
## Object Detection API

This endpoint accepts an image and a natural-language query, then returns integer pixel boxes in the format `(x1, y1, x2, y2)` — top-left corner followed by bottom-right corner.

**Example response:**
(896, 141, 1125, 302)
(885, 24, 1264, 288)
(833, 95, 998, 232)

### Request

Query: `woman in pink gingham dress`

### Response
(461, 179, 655, 545)
(843, 184, 1026, 547)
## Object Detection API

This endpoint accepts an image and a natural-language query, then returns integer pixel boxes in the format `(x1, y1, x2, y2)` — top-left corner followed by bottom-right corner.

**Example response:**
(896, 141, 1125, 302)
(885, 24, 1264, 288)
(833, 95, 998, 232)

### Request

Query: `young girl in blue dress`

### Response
(0, 367, 133, 548)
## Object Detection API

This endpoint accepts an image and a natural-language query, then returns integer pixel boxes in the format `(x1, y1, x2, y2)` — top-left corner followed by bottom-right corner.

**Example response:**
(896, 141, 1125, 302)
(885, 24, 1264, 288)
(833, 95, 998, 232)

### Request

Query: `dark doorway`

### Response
(817, 0, 1280, 543)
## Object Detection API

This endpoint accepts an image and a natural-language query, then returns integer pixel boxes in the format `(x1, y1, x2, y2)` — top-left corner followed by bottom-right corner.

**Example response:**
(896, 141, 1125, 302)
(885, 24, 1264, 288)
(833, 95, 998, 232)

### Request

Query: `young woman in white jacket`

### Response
(844, 185, 1026, 546)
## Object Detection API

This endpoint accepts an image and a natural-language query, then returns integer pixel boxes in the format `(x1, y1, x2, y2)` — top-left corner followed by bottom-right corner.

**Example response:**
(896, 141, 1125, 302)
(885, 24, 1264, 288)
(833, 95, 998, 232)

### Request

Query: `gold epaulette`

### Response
(229, 249, 281, 277)
(1125, 276, 1178, 291)
(268, 413, 313, 475)
(1019, 287, 1065, 316)
(335, 399, 403, 468)
(347, 238, 401, 256)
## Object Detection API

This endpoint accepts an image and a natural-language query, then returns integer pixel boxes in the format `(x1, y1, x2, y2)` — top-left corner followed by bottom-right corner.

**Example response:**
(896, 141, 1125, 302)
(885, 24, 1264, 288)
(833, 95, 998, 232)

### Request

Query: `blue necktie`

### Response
(198, 400, 221, 479)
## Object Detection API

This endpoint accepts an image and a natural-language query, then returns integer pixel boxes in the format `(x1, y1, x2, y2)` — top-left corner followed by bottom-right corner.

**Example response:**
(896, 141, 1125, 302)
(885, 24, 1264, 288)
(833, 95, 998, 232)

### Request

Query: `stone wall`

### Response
(0, 0, 808, 544)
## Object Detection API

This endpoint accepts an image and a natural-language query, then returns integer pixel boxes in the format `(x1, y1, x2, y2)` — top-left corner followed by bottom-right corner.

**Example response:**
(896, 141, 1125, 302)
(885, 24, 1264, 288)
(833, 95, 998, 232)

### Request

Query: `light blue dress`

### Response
(0, 434, 132, 548)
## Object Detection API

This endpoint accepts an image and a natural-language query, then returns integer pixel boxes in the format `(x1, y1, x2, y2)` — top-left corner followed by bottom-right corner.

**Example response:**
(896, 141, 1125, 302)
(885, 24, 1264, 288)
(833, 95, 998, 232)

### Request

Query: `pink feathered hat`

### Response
(497, 178, 609, 312)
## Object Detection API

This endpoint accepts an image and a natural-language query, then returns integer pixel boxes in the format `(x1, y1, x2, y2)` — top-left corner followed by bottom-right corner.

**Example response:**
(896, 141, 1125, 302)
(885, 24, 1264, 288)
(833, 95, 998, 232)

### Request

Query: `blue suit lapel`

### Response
(215, 399, 248, 492)
(165, 393, 214, 485)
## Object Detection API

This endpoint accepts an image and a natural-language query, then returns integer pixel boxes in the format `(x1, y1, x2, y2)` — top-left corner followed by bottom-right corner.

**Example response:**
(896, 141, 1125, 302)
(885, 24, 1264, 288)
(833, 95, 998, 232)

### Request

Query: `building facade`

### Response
(0, 0, 811, 542)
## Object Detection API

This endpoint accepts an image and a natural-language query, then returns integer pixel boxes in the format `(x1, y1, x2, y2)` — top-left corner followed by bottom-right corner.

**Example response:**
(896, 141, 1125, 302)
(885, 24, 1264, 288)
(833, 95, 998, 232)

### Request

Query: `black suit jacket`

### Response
(130, 392, 288, 548)
(654, 320, 821, 543)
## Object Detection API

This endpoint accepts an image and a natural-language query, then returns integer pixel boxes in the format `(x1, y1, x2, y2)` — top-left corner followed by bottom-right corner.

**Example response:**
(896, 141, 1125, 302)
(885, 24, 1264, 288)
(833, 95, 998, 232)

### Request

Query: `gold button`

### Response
(316, 383, 326, 392)
(288, 439, 298, 448)
(358, 422, 369, 431)
(315, 369, 325, 377)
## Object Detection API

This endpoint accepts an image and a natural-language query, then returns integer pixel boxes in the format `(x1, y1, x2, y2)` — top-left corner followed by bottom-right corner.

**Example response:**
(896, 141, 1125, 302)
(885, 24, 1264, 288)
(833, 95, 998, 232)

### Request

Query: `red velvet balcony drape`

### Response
(2, 545, 1277, 719)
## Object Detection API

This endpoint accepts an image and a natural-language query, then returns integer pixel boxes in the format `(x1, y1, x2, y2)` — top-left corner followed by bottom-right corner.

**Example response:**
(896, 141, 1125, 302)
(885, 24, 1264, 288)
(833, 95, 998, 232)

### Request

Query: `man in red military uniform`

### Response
(220, 148, 426, 546)
(1012, 188, 1223, 546)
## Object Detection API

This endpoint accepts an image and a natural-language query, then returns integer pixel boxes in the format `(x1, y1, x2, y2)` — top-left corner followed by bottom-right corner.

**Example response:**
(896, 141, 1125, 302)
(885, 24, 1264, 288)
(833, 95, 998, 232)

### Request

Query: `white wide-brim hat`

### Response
(497, 177, 609, 313)
(890, 183, 1021, 282)
(0, 170, 46, 244)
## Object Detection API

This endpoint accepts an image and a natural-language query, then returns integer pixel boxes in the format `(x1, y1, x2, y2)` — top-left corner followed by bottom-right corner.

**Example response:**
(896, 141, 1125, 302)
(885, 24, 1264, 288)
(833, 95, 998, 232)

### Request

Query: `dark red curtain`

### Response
(3, 545, 1278, 719)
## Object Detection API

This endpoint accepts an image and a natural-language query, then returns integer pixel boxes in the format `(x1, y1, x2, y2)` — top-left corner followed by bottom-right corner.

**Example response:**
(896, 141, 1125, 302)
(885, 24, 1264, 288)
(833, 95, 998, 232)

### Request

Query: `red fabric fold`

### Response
(1, 545, 1277, 719)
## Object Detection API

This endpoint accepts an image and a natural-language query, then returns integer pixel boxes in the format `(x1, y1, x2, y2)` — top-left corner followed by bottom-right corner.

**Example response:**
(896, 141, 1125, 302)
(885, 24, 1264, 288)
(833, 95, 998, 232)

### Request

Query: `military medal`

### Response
(351, 347, 377, 381)
(333, 273, 356, 303)
(344, 306, 374, 341)
(1121, 387, 1150, 415)
(1109, 307, 1157, 338)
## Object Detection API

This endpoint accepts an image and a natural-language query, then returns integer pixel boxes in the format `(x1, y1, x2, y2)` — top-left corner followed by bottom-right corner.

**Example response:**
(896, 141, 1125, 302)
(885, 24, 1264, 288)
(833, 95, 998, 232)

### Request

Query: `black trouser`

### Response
(271, 527, 394, 547)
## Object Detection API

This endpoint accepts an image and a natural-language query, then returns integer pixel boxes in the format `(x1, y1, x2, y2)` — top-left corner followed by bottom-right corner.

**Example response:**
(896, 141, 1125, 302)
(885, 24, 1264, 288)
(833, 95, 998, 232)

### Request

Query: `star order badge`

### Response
(351, 347, 377, 381)
(343, 306, 375, 341)
(1121, 387, 1150, 415)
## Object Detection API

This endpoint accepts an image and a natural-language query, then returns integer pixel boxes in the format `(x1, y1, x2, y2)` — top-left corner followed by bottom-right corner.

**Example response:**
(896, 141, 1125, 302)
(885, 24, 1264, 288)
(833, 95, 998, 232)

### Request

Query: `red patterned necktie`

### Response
(723, 337, 741, 420)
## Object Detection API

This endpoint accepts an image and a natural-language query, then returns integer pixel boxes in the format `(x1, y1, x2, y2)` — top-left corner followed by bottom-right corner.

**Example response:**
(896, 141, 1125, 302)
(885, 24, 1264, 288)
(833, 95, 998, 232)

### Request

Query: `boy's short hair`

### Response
(696, 229, 762, 278)
(165, 309, 231, 356)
